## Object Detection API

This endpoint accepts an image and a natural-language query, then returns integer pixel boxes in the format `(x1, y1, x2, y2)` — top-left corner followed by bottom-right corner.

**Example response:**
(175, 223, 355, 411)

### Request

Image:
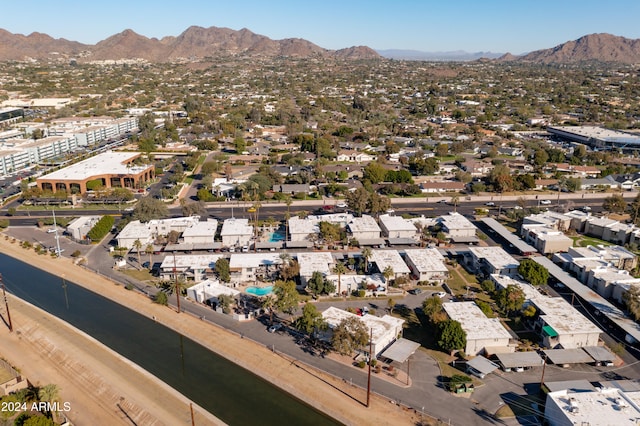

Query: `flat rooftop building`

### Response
(370, 249, 411, 279)
(321, 306, 405, 358)
(467, 246, 519, 276)
(297, 252, 335, 283)
(548, 125, 640, 151)
(403, 248, 448, 283)
(442, 301, 514, 355)
(378, 214, 417, 239)
(545, 387, 640, 426)
(37, 151, 154, 194)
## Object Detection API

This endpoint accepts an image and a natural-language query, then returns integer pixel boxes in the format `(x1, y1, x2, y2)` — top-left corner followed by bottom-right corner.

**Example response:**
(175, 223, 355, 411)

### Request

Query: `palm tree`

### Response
(133, 239, 142, 266)
(146, 243, 154, 269)
(333, 262, 348, 295)
(262, 294, 277, 324)
(279, 252, 292, 269)
(450, 195, 460, 213)
(382, 265, 395, 285)
(284, 195, 293, 242)
(38, 384, 59, 421)
(361, 247, 372, 273)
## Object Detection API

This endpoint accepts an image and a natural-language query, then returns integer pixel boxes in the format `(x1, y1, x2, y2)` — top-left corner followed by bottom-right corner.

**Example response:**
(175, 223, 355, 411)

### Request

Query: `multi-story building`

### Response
(403, 248, 449, 283)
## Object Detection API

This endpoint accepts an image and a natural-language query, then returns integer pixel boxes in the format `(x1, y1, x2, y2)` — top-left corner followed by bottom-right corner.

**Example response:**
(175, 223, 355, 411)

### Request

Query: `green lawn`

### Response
(570, 235, 611, 248)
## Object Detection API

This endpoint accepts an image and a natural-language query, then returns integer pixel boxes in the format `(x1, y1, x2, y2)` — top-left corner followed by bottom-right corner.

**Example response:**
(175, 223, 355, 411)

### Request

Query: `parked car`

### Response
(409, 288, 423, 295)
(582, 206, 592, 211)
(336, 201, 347, 208)
(267, 323, 283, 333)
(433, 291, 447, 298)
(540, 199, 552, 205)
(485, 202, 495, 207)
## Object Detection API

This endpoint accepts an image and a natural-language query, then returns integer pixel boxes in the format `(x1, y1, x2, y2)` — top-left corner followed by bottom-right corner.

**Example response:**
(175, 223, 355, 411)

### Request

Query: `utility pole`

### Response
(173, 252, 181, 313)
(366, 327, 373, 407)
(1, 275, 13, 332)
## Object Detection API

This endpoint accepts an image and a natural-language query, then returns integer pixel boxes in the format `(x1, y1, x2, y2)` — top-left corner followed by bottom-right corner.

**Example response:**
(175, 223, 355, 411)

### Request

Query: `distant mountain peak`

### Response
(0, 26, 381, 62)
(505, 33, 640, 64)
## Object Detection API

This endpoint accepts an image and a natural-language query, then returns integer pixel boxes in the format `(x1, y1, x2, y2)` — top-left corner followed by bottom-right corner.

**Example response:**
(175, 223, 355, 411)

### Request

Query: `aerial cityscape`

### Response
(2, 7, 640, 426)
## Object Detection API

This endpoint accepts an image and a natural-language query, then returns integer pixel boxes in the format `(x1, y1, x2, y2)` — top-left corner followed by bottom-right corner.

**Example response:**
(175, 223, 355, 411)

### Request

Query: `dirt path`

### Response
(0, 237, 422, 425)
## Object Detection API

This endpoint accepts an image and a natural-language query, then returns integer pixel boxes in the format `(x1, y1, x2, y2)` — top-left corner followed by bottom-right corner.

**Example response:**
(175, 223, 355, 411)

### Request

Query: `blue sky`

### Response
(2, 0, 639, 54)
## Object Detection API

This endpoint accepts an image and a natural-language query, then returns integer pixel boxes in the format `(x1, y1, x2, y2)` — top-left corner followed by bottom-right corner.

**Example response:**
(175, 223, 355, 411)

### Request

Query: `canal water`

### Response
(0, 254, 339, 425)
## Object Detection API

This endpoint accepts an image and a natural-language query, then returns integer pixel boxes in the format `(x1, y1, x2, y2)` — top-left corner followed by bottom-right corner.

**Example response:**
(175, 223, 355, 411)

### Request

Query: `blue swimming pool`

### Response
(246, 285, 273, 296)
(268, 231, 285, 243)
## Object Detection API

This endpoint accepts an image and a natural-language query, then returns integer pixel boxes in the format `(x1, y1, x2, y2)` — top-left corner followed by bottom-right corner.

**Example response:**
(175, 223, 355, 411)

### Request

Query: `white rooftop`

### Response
(39, 151, 149, 180)
(228, 253, 282, 269)
(188, 279, 240, 298)
(220, 218, 253, 236)
(182, 220, 218, 238)
(546, 388, 640, 426)
(571, 244, 637, 261)
(534, 294, 601, 336)
(379, 214, 417, 232)
(348, 215, 381, 234)
(321, 306, 405, 346)
(437, 212, 477, 231)
(468, 246, 519, 271)
(289, 213, 354, 236)
(491, 273, 600, 336)
(443, 301, 512, 341)
(297, 252, 335, 277)
(404, 248, 447, 273)
(591, 267, 640, 284)
(160, 254, 223, 270)
(117, 220, 151, 241)
(371, 250, 411, 275)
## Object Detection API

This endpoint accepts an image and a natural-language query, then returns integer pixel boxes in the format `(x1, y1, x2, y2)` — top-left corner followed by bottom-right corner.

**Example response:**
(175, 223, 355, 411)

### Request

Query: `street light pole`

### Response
(366, 327, 373, 407)
(1, 274, 12, 332)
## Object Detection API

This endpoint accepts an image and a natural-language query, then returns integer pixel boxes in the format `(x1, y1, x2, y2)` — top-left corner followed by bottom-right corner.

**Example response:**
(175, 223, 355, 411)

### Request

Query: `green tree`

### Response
(437, 320, 467, 353)
(623, 286, 640, 321)
(346, 187, 369, 216)
(518, 259, 549, 286)
(422, 296, 444, 322)
(563, 177, 582, 193)
(331, 316, 369, 356)
(215, 258, 231, 283)
(496, 285, 526, 316)
(307, 271, 332, 296)
(603, 193, 627, 213)
(295, 302, 327, 335)
(274, 280, 300, 314)
(133, 197, 169, 222)
(387, 298, 396, 314)
(318, 221, 341, 247)
(363, 162, 388, 184)
(23, 416, 56, 426)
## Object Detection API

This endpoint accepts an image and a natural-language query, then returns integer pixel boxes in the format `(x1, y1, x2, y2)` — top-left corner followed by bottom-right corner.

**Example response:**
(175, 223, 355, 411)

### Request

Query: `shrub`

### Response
(87, 215, 115, 242)
(357, 360, 366, 368)
(154, 291, 168, 306)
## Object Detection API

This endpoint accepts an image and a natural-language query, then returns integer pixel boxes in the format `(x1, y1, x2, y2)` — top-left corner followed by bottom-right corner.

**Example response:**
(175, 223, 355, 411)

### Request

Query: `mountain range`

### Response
(0, 26, 380, 62)
(0, 27, 639, 64)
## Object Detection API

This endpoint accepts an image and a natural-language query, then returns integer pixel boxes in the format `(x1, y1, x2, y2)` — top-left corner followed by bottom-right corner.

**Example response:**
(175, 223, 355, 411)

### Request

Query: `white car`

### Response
(336, 202, 347, 208)
(540, 199, 552, 205)
(433, 291, 447, 298)
(485, 202, 495, 207)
